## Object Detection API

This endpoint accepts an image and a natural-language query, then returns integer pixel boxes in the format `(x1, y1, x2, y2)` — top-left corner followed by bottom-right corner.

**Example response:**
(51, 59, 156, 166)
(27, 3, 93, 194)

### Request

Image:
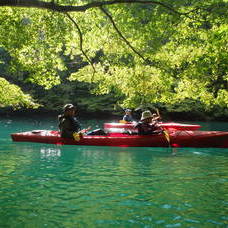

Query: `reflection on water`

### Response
(0, 117, 228, 227)
(40, 147, 62, 160)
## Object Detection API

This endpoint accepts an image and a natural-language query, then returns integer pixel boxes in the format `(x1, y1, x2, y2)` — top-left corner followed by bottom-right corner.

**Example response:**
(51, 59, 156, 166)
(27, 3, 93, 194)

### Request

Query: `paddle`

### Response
(73, 126, 91, 141)
(163, 128, 171, 147)
(155, 109, 171, 147)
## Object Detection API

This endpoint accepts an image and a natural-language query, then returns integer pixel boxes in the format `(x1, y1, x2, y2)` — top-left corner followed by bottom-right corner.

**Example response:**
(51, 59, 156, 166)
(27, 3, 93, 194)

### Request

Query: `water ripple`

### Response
(1, 118, 228, 227)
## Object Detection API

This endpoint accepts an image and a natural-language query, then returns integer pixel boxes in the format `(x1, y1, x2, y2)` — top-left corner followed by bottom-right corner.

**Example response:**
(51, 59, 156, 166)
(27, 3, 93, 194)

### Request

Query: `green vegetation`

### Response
(0, 0, 227, 119)
(0, 77, 39, 108)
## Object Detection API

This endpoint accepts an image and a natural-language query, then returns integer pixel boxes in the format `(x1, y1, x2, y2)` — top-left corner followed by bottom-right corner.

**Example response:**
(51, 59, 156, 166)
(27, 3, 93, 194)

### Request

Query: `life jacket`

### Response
(58, 115, 81, 138)
(135, 121, 160, 135)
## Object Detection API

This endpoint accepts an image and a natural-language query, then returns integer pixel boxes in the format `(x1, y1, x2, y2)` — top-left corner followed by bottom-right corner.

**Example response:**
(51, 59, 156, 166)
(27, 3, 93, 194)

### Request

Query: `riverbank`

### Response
(1, 107, 228, 122)
(0, 108, 118, 121)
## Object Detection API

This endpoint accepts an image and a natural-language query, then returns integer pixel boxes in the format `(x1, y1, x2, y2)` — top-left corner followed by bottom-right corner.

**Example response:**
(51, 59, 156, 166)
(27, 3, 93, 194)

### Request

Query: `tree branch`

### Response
(100, 6, 146, 61)
(65, 12, 96, 80)
(0, 0, 187, 16)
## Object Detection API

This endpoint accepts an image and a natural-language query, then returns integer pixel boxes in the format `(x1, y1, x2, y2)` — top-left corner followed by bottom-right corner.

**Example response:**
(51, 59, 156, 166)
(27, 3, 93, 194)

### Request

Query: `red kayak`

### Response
(11, 130, 228, 148)
(104, 122, 201, 132)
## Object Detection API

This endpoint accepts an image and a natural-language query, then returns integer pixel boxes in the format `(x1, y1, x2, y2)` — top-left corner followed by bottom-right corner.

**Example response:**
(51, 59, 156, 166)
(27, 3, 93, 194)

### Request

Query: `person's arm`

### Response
(58, 114, 63, 130)
(134, 122, 143, 134)
(72, 117, 81, 132)
(72, 117, 92, 134)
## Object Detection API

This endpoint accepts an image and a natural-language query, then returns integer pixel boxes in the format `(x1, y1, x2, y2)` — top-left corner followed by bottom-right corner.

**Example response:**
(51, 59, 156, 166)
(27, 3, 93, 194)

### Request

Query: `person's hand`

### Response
(73, 132, 81, 141)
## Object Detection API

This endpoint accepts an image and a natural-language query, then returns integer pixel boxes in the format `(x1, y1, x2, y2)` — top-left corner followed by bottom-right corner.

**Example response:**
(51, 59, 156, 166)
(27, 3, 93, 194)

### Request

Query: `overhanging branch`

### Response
(0, 0, 187, 15)
(100, 6, 146, 61)
(65, 12, 96, 79)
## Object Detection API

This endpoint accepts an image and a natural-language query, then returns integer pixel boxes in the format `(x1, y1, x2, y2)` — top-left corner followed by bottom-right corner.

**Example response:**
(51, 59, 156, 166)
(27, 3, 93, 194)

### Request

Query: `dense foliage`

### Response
(0, 0, 227, 119)
(0, 77, 39, 108)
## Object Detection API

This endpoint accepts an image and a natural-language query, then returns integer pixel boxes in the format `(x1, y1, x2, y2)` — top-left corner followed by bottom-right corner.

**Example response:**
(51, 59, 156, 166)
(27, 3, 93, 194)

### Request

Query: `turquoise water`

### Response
(0, 117, 228, 227)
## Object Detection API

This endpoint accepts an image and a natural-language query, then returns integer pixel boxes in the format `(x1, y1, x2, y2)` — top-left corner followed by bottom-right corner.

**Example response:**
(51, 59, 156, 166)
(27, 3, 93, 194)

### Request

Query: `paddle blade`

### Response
(163, 129, 170, 144)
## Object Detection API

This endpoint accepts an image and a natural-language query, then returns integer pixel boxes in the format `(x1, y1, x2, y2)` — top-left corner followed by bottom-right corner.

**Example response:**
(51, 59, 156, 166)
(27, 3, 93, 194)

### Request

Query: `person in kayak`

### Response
(123, 109, 134, 122)
(58, 104, 91, 139)
(151, 113, 161, 123)
(135, 110, 162, 135)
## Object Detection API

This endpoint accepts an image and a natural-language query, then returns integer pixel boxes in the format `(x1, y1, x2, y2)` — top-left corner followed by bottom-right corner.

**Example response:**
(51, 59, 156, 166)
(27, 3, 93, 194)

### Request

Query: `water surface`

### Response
(0, 117, 227, 227)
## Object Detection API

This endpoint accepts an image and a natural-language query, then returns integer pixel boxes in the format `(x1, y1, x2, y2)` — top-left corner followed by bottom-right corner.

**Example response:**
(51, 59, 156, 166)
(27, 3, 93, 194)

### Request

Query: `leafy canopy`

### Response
(0, 77, 39, 108)
(0, 0, 227, 113)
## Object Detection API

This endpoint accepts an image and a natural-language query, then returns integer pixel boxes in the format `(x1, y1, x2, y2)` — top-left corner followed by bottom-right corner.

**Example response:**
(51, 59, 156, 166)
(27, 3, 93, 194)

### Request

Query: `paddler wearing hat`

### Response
(134, 110, 162, 135)
(58, 104, 91, 139)
(123, 109, 134, 122)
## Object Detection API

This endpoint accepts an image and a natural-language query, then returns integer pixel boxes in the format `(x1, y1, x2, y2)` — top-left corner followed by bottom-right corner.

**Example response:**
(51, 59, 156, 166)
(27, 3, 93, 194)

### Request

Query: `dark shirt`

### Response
(135, 121, 159, 135)
(123, 114, 134, 122)
(58, 115, 81, 138)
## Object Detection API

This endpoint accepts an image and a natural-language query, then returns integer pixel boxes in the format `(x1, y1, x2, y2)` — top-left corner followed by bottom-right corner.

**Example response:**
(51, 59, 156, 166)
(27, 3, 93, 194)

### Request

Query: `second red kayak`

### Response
(104, 122, 201, 132)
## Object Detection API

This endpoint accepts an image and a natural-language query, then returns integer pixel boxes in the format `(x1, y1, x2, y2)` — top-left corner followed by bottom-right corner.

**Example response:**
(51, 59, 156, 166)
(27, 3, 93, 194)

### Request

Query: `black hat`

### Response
(63, 104, 75, 112)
